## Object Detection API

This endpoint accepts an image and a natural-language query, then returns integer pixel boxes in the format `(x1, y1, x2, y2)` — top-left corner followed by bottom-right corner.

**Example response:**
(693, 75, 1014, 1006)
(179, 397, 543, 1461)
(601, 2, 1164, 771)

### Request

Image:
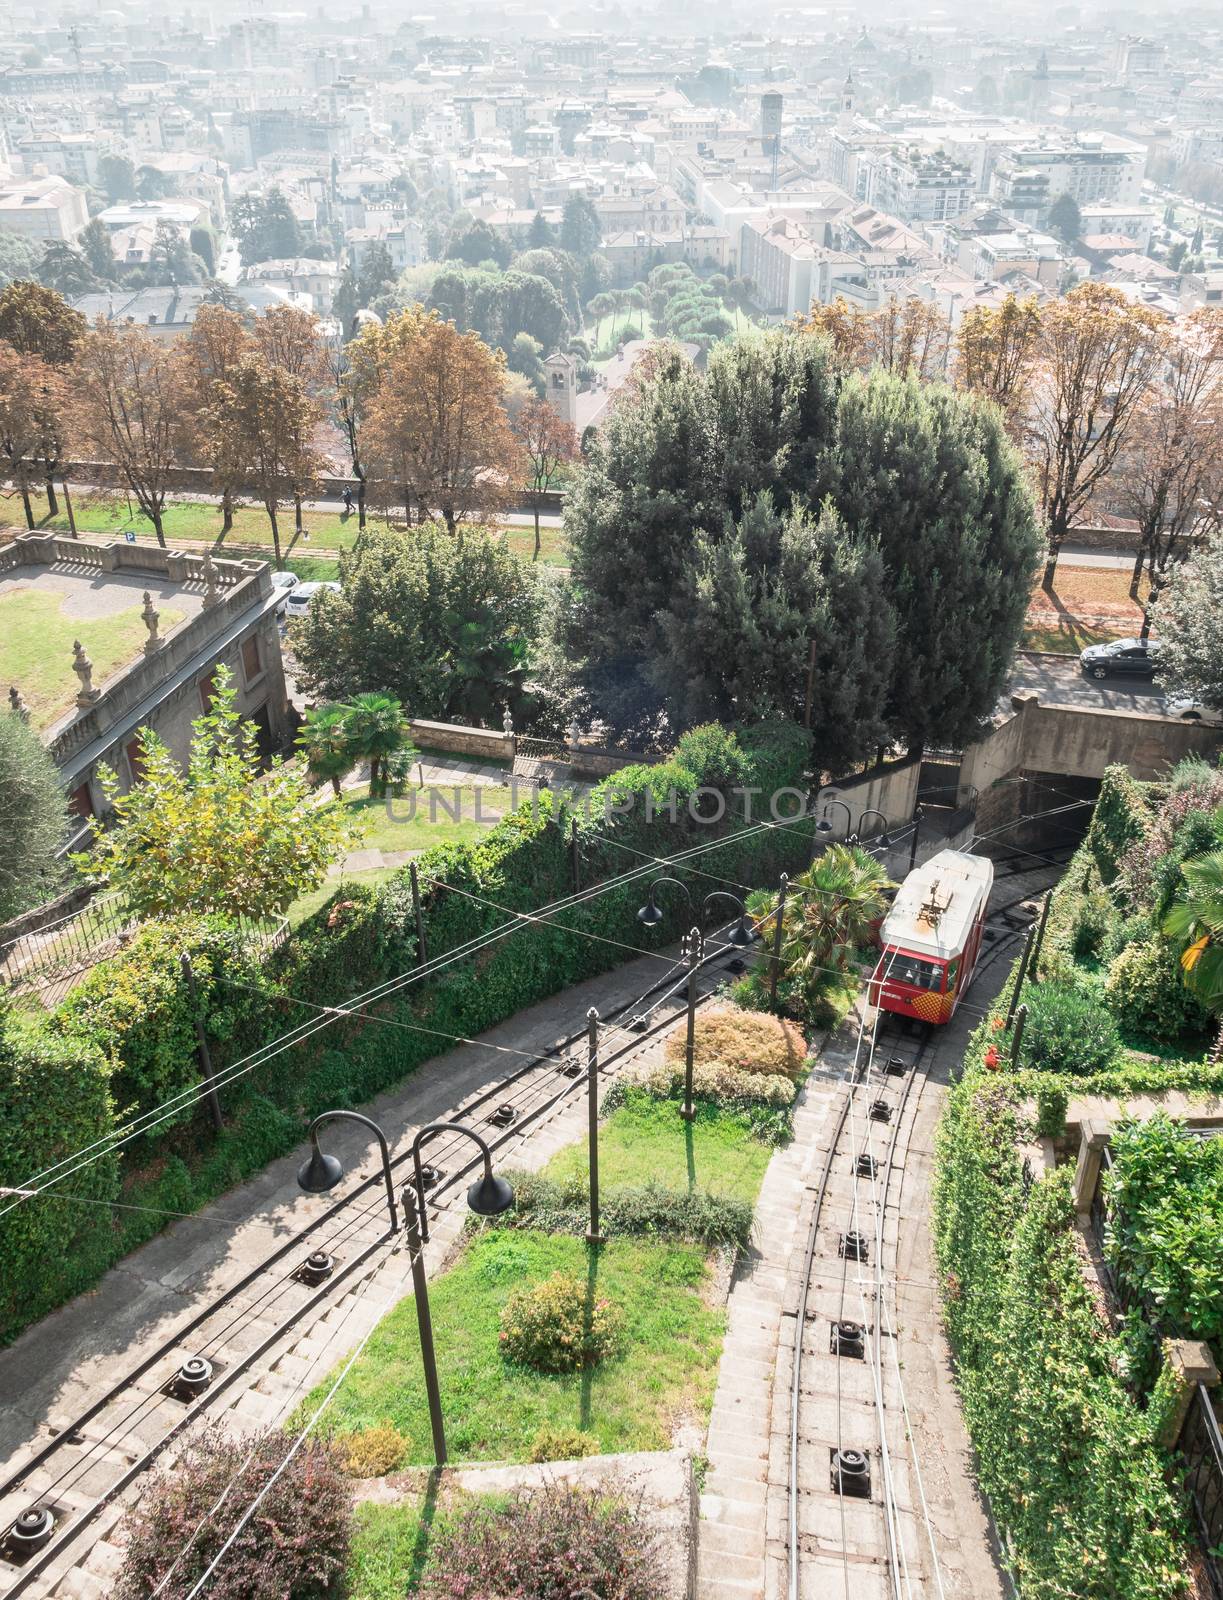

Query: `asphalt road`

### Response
(1011, 650, 1191, 714)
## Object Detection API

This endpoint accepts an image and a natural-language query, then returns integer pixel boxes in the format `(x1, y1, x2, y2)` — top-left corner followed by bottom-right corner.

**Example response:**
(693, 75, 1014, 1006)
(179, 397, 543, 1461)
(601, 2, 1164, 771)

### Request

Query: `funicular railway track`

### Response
(783, 867, 1048, 1600)
(0, 932, 744, 1599)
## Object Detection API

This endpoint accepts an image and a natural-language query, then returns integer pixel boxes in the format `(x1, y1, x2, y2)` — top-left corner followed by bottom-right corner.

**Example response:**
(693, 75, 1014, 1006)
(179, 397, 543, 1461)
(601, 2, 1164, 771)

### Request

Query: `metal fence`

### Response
(1182, 1385, 1223, 1600)
(0, 894, 288, 1010)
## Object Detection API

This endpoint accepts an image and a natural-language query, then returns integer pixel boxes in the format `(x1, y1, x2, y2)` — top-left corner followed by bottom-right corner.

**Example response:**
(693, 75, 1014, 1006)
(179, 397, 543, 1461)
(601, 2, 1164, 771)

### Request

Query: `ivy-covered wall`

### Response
(0, 722, 814, 1341)
(933, 1049, 1189, 1599)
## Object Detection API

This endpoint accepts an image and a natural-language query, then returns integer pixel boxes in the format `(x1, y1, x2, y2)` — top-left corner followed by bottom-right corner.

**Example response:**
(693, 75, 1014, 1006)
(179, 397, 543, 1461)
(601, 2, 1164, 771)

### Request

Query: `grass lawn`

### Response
(349, 1501, 429, 1600)
(304, 1230, 725, 1462)
(0, 588, 183, 728)
(1021, 619, 1120, 654)
(343, 782, 514, 853)
(19, 492, 570, 568)
(545, 1091, 771, 1204)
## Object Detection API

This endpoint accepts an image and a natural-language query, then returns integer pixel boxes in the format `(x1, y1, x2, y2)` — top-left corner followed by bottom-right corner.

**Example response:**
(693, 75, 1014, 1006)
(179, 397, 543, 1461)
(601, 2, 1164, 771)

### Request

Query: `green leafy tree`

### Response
(76, 667, 350, 917)
(356, 241, 396, 309)
(233, 188, 302, 267)
(0, 227, 42, 288)
(332, 267, 359, 334)
(0, 710, 68, 921)
(98, 153, 137, 203)
(655, 496, 895, 769)
(1153, 533, 1223, 711)
(79, 218, 118, 284)
(527, 211, 554, 248)
(447, 217, 510, 269)
(292, 524, 540, 724)
(146, 221, 201, 287)
(37, 241, 99, 297)
(834, 369, 1041, 750)
(1047, 191, 1082, 244)
(1163, 848, 1223, 1060)
(560, 193, 601, 259)
(295, 704, 355, 797)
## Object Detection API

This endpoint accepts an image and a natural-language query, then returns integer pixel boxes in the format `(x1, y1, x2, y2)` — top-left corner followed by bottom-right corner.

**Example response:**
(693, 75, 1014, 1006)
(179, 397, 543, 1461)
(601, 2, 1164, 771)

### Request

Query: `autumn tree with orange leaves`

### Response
(177, 303, 252, 543)
(72, 322, 184, 547)
(800, 295, 950, 381)
(361, 307, 522, 530)
(513, 396, 577, 559)
(1026, 283, 1163, 588)
(953, 293, 1043, 435)
(1113, 307, 1223, 635)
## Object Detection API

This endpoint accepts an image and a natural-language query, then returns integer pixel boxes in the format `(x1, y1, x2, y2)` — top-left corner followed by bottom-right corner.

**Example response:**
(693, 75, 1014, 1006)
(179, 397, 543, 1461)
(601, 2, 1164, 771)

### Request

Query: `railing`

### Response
(0, 895, 288, 1010)
(1181, 1386, 1223, 1600)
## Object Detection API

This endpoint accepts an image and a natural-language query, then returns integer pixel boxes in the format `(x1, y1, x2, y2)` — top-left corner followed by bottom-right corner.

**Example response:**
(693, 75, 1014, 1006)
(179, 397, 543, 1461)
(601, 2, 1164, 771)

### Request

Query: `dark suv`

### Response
(1079, 638, 1161, 680)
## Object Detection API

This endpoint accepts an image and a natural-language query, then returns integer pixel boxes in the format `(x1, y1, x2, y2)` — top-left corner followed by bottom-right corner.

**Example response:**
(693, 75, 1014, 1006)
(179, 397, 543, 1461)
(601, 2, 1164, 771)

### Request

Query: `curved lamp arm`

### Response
(637, 875, 694, 926)
(302, 1110, 398, 1232)
(856, 808, 891, 845)
(822, 798, 853, 837)
(410, 1120, 500, 1243)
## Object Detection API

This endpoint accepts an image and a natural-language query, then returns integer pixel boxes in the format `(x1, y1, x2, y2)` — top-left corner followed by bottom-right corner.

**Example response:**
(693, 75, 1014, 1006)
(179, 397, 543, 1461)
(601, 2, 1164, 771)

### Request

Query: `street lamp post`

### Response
(909, 803, 924, 873)
(681, 927, 703, 1121)
(821, 798, 853, 839)
(296, 1110, 515, 1469)
(768, 872, 789, 1002)
(586, 1007, 602, 1243)
(855, 809, 892, 850)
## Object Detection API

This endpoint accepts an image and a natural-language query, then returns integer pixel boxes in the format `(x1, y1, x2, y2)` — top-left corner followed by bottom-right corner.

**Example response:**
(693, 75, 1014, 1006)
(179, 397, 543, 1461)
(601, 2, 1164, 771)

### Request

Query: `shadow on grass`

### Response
(406, 1466, 443, 1589)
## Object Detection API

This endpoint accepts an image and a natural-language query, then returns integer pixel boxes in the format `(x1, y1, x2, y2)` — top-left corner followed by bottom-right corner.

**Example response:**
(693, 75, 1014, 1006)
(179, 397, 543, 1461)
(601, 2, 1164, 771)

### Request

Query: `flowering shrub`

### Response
(646, 1059, 796, 1108)
(418, 1481, 667, 1600)
(116, 1427, 351, 1600)
(665, 1004, 809, 1080)
(1017, 979, 1122, 1076)
(499, 1271, 626, 1373)
(528, 1425, 599, 1462)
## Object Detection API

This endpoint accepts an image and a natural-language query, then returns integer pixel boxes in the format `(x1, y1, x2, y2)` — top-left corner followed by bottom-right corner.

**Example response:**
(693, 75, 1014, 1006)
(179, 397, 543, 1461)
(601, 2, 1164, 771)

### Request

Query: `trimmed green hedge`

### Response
(0, 1011, 119, 1335)
(0, 722, 813, 1342)
(1085, 764, 1153, 886)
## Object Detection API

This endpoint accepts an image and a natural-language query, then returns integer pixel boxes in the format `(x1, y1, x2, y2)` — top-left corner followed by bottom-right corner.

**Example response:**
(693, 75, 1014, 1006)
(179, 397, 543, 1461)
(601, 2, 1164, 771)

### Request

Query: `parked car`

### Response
(282, 581, 341, 620)
(1079, 638, 1162, 680)
(1161, 691, 1223, 724)
(271, 570, 299, 616)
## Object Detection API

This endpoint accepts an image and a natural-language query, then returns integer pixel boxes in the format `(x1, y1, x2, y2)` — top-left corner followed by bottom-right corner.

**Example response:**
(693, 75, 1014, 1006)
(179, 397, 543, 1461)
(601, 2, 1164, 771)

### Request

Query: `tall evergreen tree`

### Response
(655, 495, 895, 769)
(560, 194, 601, 258)
(834, 371, 1041, 750)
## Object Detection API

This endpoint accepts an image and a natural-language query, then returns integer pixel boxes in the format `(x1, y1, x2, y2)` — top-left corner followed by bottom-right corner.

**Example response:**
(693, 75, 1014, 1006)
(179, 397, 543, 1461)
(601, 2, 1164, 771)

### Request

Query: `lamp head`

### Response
(878, 830, 892, 849)
(466, 1170, 515, 1219)
(636, 897, 663, 928)
(297, 1145, 344, 1196)
(726, 915, 754, 949)
(815, 818, 833, 837)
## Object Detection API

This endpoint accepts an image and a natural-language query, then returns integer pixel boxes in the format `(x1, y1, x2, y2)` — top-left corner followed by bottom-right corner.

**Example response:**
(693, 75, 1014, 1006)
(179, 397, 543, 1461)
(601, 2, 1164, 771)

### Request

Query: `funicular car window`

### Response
(892, 954, 943, 991)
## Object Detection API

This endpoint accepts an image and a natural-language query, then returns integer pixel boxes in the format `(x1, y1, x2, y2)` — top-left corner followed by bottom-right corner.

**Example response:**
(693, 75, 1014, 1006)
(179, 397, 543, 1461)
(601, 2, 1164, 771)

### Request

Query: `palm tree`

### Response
(345, 691, 407, 798)
(1163, 848, 1223, 1060)
(295, 704, 354, 798)
(780, 845, 895, 1009)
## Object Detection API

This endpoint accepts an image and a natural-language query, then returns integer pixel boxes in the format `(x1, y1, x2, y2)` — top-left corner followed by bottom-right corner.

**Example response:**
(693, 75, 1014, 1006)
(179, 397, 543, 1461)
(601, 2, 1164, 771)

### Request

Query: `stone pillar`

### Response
(567, 719, 581, 764)
(1071, 1119, 1111, 1220)
(201, 552, 221, 609)
(1156, 1339, 1220, 1449)
(72, 640, 100, 708)
(141, 591, 162, 654)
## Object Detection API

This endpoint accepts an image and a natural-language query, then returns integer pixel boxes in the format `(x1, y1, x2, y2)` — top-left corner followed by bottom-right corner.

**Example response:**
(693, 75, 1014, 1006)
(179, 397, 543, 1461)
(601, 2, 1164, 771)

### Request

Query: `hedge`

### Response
(1085, 764, 1153, 886)
(0, 1010, 119, 1335)
(0, 722, 813, 1342)
(933, 1067, 1189, 1599)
